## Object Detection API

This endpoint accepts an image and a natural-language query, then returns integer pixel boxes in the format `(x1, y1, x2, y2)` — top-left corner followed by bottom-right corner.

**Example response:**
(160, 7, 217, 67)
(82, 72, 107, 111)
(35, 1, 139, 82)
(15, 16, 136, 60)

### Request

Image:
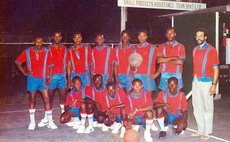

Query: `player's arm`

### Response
(168, 58, 185, 65)
(16, 63, 29, 76)
(45, 66, 53, 86)
(157, 55, 179, 63)
(66, 61, 72, 89)
(106, 103, 125, 114)
(209, 66, 219, 95)
(113, 63, 120, 85)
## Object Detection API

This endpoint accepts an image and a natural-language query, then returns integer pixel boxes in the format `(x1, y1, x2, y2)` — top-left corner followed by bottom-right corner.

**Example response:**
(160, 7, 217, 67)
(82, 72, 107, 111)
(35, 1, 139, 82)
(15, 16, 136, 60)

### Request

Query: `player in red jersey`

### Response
(157, 27, 186, 91)
(67, 32, 92, 88)
(91, 33, 117, 87)
(155, 77, 187, 140)
(114, 30, 135, 92)
(15, 36, 57, 130)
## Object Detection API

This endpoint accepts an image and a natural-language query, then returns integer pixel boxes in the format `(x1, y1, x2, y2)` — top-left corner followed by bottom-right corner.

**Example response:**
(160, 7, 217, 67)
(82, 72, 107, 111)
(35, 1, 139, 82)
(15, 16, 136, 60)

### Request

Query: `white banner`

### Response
(226, 38, 230, 64)
(118, 0, 206, 11)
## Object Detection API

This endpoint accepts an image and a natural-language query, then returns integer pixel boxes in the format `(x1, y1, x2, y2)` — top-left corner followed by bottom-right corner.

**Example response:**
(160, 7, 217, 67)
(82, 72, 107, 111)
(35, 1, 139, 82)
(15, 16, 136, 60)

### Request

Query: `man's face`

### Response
(73, 79, 82, 91)
(94, 76, 103, 89)
(121, 33, 130, 44)
(137, 32, 147, 44)
(132, 81, 143, 95)
(73, 34, 82, 46)
(53, 32, 62, 44)
(95, 35, 105, 46)
(107, 85, 116, 96)
(166, 29, 176, 42)
(168, 80, 178, 94)
(195, 31, 207, 45)
(34, 38, 44, 50)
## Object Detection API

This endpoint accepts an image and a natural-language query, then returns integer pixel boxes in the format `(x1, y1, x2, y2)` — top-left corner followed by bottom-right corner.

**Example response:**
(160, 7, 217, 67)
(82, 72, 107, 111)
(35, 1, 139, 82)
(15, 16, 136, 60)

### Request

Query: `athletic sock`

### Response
(60, 104, 65, 113)
(29, 109, 36, 124)
(87, 113, 94, 127)
(146, 119, 153, 132)
(157, 117, 166, 131)
(80, 113, 87, 125)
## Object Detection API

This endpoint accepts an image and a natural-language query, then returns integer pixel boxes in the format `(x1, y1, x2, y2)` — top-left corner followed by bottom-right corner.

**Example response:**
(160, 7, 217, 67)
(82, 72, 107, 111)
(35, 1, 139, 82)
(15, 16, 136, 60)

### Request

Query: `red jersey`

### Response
(193, 42, 219, 80)
(66, 44, 92, 74)
(92, 44, 117, 75)
(125, 89, 153, 116)
(49, 44, 68, 75)
(115, 43, 135, 75)
(102, 89, 127, 115)
(65, 88, 86, 108)
(158, 41, 186, 73)
(85, 86, 107, 111)
(155, 90, 187, 114)
(15, 47, 53, 78)
(135, 42, 158, 75)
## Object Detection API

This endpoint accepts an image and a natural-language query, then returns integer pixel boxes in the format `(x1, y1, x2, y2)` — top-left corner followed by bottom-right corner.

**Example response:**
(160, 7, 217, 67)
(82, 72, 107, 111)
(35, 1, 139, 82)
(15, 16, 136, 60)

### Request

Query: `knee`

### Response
(156, 108, 164, 118)
(145, 110, 153, 119)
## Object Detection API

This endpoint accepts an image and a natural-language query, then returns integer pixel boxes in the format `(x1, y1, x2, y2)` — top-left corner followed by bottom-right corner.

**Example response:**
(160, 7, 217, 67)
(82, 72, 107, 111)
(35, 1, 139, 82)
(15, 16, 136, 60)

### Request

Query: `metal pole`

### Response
(215, 12, 220, 98)
(121, 7, 127, 32)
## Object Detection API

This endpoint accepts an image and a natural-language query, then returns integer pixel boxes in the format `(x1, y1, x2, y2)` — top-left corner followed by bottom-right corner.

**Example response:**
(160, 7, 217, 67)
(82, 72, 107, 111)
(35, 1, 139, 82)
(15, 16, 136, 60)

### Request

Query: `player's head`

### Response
(121, 30, 131, 44)
(165, 27, 176, 42)
(72, 76, 82, 91)
(93, 74, 103, 89)
(95, 32, 105, 46)
(33, 36, 44, 50)
(73, 32, 82, 46)
(137, 29, 148, 44)
(53, 32, 63, 44)
(106, 81, 117, 97)
(168, 77, 178, 94)
(131, 78, 143, 95)
(195, 28, 207, 45)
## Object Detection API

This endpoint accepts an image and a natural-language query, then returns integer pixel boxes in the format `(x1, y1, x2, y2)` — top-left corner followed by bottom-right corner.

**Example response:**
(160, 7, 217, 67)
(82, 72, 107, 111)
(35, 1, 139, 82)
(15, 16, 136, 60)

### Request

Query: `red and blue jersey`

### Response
(65, 88, 86, 108)
(92, 44, 117, 75)
(155, 90, 187, 115)
(15, 47, 53, 78)
(49, 44, 68, 75)
(125, 89, 153, 116)
(135, 42, 158, 75)
(115, 43, 135, 75)
(158, 41, 186, 73)
(193, 42, 219, 81)
(67, 44, 92, 74)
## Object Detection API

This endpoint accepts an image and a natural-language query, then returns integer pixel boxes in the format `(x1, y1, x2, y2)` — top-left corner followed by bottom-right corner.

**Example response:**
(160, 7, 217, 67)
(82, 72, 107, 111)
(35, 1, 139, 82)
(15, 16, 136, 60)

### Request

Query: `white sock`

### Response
(146, 119, 153, 132)
(73, 117, 80, 122)
(80, 113, 87, 125)
(45, 110, 53, 123)
(60, 104, 65, 113)
(87, 113, 94, 127)
(29, 109, 36, 124)
(157, 117, 166, 131)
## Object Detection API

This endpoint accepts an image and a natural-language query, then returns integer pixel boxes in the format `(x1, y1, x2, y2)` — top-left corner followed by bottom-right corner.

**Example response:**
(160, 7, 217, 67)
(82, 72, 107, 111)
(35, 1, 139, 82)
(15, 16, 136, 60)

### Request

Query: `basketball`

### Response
(128, 52, 143, 67)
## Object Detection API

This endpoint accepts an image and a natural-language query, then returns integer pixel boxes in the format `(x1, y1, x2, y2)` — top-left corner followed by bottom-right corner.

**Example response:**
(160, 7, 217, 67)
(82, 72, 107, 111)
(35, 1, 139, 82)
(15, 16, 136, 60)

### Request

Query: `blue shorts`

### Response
(116, 115, 122, 123)
(69, 108, 80, 117)
(134, 116, 146, 128)
(118, 74, 132, 91)
(71, 71, 91, 87)
(165, 113, 182, 126)
(134, 74, 156, 91)
(27, 75, 47, 92)
(159, 72, 183, 91)
(49, 74, 67, 89)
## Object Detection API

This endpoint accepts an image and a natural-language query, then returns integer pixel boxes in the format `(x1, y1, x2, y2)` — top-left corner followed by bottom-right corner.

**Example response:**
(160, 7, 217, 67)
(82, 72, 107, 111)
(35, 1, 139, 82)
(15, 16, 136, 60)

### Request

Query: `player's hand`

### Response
(209, 84, 216, 96)
(105, 107, 113, 115)
(128, 110, 137, 119)
(24, 71, 32, 76)
(45, 78, 52, 86)
(66, 81, 72, 90)
(172, 56, 179, 61)
(70, 99, 77, 108)
(166, 103, 173, 113)
(149, 72, 160, 79)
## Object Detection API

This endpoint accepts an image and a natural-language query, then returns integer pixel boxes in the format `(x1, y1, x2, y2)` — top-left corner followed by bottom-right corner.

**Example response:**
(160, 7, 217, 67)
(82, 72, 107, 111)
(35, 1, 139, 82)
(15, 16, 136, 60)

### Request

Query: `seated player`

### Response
(154, 77, 187, 140)
(125, 78, 155, 142)
(59, 76, 85, 129)
(99, 81, 127, 133)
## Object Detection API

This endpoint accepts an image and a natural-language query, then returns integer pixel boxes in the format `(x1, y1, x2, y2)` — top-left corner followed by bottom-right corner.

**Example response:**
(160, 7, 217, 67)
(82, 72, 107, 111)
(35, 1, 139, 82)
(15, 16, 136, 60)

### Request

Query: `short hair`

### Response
(166, 27, 176, 33)
(138, 29, 148, 35)
(196, 28, 207, 37)
(53, 32, 62, 37)
(121, 30, 130, 36)
(168, 77, 178, 85)
(73, 31, 82, 37)
(72, 76, 82, 84)
(132, 78, 143, 85)
(106, 81, 116, 89)
(93, 74, 103, 81)
(95, 32, 105, 39)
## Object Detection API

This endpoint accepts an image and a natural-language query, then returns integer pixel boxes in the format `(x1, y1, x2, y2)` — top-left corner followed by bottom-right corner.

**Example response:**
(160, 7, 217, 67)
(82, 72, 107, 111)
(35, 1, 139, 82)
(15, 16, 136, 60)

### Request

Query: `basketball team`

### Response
(15, 27, 219, 141)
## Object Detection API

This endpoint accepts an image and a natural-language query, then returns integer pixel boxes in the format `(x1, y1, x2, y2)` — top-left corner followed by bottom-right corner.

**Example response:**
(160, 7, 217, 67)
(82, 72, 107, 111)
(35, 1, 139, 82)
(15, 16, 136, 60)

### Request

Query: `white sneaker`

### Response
(102, 124, 109, 131)
(72, 121, 81, 130)
(65, 121, 74, 127)
(151, 123, 158, 131)
(47, 121, 58, 129)
(120, 126, 126, 138)
(112, 123, 122, 134)
(132, 125, 140, 131)
(28, 123, 36, 130)
(93, 121, 98, 127)
(76, 125, 85, 133)
(84, 126, 94, 134)
(37, 118, 48, 127)
(144, 130, 153, 142)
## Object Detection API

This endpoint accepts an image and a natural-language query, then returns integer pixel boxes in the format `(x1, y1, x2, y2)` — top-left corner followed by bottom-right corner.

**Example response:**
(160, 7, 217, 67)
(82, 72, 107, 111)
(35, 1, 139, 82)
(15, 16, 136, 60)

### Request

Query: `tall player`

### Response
(15, 36, 57, 130)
